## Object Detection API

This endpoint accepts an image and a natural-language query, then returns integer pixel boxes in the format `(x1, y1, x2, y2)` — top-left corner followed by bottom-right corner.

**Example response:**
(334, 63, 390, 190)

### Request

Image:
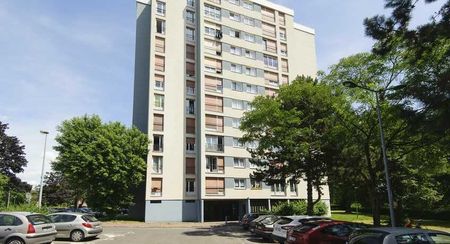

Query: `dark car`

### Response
(286, 220, 368, 244)
(348, 227, 450, 244)
(240, 213, 261, 230)
(249, 215, 271, 233)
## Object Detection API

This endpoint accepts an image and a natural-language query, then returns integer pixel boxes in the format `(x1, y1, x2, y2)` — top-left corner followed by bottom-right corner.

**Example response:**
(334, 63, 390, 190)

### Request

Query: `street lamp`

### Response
(342, 81, 404, 227)
(38, 130, 49, 208)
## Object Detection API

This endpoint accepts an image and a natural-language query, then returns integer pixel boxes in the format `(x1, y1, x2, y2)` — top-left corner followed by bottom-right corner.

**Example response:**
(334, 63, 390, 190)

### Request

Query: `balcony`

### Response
(206, 165, 224, 174)
(187, 86, 195, 96)
(206, 143, 224, 152)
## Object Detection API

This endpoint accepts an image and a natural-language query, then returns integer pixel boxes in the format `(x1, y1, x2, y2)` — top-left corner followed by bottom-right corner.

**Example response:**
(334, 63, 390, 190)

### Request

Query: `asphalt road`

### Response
(53, 225, 272, 244)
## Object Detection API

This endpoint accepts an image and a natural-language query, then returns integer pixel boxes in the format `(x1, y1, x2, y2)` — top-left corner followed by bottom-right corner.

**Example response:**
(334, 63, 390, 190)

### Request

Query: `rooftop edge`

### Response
(294, 23, 316, 35)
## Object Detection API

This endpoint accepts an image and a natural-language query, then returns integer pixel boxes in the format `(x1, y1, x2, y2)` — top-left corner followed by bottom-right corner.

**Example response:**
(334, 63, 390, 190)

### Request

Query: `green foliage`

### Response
(42, 172, 73, 206)
(270, 201, 327, 216)
(241, 76, 343, 215)
(52, 115, 149, 213)
(0, 121, 28, 178)
(0, 174, 8, 206)
(0, 204, 50, 214)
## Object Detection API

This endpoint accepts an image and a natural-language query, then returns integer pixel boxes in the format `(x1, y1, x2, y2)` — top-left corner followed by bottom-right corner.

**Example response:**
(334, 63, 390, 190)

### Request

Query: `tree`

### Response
(364, 0, 450, 132)
(52, 115, 149, 213)
(0, 121, 28, 179)
(42, 172, 73, 206)
(323, 52, 449, 225)
(0, 174, 8, 206)
(240, 76, 342, 215)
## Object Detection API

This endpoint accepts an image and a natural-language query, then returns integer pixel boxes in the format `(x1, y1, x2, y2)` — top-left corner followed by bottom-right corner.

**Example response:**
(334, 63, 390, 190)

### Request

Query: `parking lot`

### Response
(53, 224, 271, 244)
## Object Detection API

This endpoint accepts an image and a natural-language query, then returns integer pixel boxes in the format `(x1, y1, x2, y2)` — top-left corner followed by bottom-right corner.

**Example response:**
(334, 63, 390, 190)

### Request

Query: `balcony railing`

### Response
(206, 165, 224, 173)
(206, 143, 224, 152)
(206, 187, 225, 195)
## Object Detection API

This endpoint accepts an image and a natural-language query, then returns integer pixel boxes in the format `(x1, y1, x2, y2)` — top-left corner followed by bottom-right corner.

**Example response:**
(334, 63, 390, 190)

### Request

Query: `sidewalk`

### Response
(102, 220, 240, 229)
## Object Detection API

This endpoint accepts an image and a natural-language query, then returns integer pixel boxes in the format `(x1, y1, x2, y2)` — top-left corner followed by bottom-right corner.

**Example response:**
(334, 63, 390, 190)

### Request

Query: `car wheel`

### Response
(70, 229, 85, 242)
(6, 237, 25, 244)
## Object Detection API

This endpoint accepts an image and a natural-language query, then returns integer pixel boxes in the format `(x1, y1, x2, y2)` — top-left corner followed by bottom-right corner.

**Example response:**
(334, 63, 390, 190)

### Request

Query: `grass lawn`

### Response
(331, 210, 450, 233)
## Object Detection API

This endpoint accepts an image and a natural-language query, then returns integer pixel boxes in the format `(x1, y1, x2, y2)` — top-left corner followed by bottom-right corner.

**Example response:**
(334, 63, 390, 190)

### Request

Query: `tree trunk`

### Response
(306, 176, 314, 215)
(371, 193, 381, 226)
(364, 142, 382, 226)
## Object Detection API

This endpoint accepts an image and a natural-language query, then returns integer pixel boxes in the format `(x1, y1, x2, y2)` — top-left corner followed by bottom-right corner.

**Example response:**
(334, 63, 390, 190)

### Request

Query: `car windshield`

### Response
(82, 215, 98, 222)
(261, 216, 279, 225)
(277, 217, 294, 225)
(27, 214, 52, 225)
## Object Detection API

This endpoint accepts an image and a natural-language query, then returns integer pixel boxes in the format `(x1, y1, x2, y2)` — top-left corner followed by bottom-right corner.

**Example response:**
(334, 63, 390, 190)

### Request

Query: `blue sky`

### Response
(0, 0, 444, 185)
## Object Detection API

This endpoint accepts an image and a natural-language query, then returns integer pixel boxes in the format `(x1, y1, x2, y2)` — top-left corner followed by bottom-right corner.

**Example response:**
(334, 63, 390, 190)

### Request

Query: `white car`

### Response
(271, 215, 330, 244)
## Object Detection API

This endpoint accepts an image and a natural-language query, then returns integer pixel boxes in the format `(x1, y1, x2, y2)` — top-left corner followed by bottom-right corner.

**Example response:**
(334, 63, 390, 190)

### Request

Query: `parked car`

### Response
(0, 212, 57, 244)
(348, 227, 450, 244)
(272, 216, 331, 243)
(240, 213, 261, 230)
(286, 220, 368, 244)
(249, 215, 271, 233)
(254, 215, 281, 241)
(48, 212, 103, 242)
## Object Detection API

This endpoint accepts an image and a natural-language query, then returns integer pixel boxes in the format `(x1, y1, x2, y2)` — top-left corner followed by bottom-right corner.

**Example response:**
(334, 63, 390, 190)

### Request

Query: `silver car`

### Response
(48, 213, 102, 242)
(0, 212, 57, 244)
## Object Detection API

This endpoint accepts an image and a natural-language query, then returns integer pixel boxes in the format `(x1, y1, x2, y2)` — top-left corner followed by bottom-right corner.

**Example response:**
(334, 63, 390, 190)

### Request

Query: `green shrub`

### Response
(270, 200, 328, 216)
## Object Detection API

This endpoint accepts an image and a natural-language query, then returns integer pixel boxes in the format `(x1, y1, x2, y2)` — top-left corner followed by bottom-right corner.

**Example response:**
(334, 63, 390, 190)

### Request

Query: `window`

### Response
(186, 179, 195, 193)
(289, 180, 297, 193)
(151, 178, 162, 196)
(228, 0, 239, 5)
(186, 99, 195, 114)
(186, 62, 195, 77)
(155, 37, 165, 53)
(243, 33, 255, 42)
(187, 80, 195, 95)
(153, 114, 164, 131)
(186, 158, 196, 174)
(279, 13, 286, 26)
(231, 64, 242, 73)
(265, 71, 279, 86)
(230, 46, 242, 56)
(186, 137, 195, 152)
(232, 82, 243, 92)
(187, 0, 195, 7)
(264, 55, 278, 69)
(280, 28, 287, 41)
(156, 19, 165, 34)
(186, 44, 195, 60)
(229, 12, 240, 21)
(186, 118, 195, 134)
(229, 29, 240, 38)
(204, 57, 222, 74)
(153, 135, 163, 152)
(186, 10, 195, 23)
(204, 4, 221, 20)
(152, 156, 163, 174)
(262, 22, 276, 38)
(205, 76, 223, 93)
(280, 43, 288, 56)
(244, 49, 255, 59)
(264, 39, 277, 53)
(271, 182, 285, 195)
(242, 16, 254, 26)
(234, 179, 246, 189)
(429, 233, 450, 243)
(205, 135, 224, 152)
(154, 94, 164, 110)
(243, 1, 253, 10)
(245, 84, 257, 94)
(249, 162, 257, 169)
(155, 55, 165, 71)
(206, 156, 224, 173)
(206, 114, 224, 132)
(281, 75, 289, 85)
(233, 137, 243, 148)
(251, 178, 262, 190)
(281, 59, 289, 72)
(233, 158, 245, 168)
(245, 67, 256, 76)
(0, 215, 23, 226)
(186, 27, 195, 41)
(205, 95, 223, 113)
(155, 74, 164, 90)
(156, 1, 166, 16)
(232, 99, 244, 110)
(206, 177, 225, 195)
(205, 26, 218, 36)
(232, 118, 241, 128)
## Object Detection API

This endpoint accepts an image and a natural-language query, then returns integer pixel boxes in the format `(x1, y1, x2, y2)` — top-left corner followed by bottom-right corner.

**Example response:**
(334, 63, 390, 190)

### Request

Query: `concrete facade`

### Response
(133, 0, 330, 222)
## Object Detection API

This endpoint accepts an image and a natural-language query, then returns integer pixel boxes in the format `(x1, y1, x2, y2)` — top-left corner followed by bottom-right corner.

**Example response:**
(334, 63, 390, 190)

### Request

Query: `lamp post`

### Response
(342, 81, 404, 227)
(38, 130, 49, 208)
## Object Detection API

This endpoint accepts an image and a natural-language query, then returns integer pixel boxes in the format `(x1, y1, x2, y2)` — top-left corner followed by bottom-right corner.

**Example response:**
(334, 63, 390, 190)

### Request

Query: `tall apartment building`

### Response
(132, 0, 330, 222)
